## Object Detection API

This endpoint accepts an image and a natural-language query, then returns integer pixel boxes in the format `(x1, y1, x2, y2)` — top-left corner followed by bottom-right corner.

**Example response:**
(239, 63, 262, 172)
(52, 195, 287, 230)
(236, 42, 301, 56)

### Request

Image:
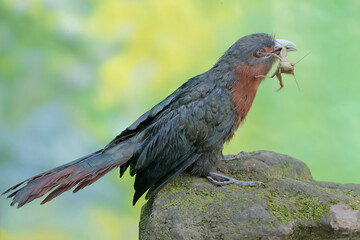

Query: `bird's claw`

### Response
(207, 172, 265, 187)
(223, 151, 251, 161)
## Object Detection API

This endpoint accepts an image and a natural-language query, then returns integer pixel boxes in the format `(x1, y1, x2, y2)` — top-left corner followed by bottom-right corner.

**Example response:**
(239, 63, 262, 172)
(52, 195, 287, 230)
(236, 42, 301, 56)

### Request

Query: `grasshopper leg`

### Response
(255, 69, 278, 79)
(276, 71, 284, 91)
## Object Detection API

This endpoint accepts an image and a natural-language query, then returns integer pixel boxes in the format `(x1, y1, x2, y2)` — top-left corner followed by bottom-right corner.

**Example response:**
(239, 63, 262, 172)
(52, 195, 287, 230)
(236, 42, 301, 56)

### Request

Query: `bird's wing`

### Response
(131, 106, 200, 205)
(130, 82, 236, 205)
(102, 77, 202, 152)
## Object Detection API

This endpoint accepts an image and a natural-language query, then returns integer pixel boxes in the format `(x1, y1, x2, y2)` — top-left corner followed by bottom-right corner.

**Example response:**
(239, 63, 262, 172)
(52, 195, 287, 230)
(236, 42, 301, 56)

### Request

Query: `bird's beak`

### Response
(274, 39, 297, 53)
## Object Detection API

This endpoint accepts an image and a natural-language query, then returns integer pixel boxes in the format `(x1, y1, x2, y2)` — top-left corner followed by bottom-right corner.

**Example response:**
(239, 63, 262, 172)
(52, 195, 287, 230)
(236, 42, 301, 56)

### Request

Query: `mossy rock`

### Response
(139, 151, 360, 240)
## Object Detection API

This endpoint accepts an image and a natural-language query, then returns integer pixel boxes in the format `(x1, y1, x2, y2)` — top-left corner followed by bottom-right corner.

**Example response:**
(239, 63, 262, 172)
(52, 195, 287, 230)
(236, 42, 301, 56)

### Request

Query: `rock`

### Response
(139, 151, 360, 240)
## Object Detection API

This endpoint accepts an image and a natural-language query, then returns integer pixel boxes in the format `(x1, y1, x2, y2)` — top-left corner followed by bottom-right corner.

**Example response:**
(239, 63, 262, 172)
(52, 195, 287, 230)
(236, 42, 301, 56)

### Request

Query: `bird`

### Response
(2, 33, 296, 208)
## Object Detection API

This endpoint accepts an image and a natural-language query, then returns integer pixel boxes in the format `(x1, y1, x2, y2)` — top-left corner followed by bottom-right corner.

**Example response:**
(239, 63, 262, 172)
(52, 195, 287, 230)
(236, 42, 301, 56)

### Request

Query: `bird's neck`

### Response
(226, 62, 271, 140)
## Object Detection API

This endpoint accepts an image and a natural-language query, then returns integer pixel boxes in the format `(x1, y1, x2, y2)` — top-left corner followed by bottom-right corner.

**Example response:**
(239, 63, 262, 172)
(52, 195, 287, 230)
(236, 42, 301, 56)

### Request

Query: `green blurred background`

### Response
(1, 0, 360, 239)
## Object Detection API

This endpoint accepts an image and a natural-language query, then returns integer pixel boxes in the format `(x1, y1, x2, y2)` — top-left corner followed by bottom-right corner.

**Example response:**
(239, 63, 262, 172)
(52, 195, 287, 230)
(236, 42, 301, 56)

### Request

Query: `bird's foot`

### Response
(207, 172, 264, 186)
(223, 151, 251, 161)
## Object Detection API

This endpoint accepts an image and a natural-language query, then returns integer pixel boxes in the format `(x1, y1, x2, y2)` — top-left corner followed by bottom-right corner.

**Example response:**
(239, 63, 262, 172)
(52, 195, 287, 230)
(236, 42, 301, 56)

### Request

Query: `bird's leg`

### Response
(222, 151, 250, 161)
(207, 172, 264, 186)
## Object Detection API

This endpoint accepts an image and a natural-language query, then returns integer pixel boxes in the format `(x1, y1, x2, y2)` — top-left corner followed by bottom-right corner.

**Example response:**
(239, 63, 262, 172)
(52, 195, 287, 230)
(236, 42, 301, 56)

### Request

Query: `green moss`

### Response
(164, 184, 228, 212)
(139, 198, 155, 238)
(212, 192, 224, 198)
(225, 187, 239, 194)
(196, 189, 210, 197)
(263, 190, 289, 223)
(293, 197, 330, 222)
(307, 185, 360, 211)
(217, 234, 225, 240)
(348, 202, 360, 210)
(167, 179, 191, 194)
(267, 202, 291, 223)
(268, 219, 277, 228)
(166, 199, 178, 207)
(329, 199, 340, 205)
(343, 191, 360, 210)
(159, 226, 172, 238)
(257, 193, 265, 200)
(264, 190, 331, 223)
(236, 173, 244, 180)
(311, 185, 360, 211)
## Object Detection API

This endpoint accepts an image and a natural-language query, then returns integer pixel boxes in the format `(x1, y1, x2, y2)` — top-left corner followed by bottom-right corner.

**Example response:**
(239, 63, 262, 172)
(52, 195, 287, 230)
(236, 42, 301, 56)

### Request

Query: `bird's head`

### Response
(216, 33, 296, 81)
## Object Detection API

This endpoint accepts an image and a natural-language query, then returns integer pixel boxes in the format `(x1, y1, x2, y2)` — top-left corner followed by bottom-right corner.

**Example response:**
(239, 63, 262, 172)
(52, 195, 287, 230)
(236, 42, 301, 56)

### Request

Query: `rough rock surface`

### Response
(139, 151, 360, 240)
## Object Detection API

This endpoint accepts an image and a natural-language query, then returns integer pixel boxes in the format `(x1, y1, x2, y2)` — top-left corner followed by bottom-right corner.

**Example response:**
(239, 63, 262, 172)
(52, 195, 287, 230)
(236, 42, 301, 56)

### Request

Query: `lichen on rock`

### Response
(139, 151, 360, 239)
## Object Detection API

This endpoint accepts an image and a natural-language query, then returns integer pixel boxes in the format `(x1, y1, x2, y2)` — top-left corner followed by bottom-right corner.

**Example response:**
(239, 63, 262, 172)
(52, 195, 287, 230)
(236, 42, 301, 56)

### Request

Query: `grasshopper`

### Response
(256, 42, 296, 91)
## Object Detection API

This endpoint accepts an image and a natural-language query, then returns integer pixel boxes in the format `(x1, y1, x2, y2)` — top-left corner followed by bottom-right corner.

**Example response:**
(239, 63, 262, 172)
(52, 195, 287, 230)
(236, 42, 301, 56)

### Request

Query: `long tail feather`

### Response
(2, 151, 128, 208)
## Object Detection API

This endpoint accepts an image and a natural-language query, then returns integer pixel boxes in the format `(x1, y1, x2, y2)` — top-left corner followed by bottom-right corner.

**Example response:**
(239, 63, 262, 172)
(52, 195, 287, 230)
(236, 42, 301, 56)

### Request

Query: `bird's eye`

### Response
(255, 48, 266, 57)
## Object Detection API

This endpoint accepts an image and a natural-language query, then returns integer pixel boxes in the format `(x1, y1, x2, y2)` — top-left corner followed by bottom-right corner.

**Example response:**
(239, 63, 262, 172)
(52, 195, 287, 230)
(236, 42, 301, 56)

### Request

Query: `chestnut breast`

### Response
(225, 62, 272, 141)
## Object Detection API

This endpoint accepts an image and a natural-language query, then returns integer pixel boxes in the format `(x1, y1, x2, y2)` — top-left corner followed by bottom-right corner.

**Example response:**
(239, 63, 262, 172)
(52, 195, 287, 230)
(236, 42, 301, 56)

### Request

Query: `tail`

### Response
(2, 148, 130, 208)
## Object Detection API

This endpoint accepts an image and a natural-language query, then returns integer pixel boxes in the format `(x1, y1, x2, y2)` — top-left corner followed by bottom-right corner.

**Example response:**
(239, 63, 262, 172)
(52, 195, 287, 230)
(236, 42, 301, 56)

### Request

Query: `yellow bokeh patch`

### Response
(86, 0, 239, 108)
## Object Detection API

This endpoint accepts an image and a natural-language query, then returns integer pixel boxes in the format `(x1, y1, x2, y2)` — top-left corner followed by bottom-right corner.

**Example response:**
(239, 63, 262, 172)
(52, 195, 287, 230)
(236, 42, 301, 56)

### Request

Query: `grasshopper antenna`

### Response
(294, 51, 311, 65)
(292, 73, 300, 91)
(291, 51, 310, 91)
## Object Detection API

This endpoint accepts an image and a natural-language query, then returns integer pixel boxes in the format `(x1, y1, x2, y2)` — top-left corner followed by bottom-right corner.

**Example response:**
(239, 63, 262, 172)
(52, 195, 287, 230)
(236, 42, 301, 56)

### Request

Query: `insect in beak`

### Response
(255, 39, 299, 91)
